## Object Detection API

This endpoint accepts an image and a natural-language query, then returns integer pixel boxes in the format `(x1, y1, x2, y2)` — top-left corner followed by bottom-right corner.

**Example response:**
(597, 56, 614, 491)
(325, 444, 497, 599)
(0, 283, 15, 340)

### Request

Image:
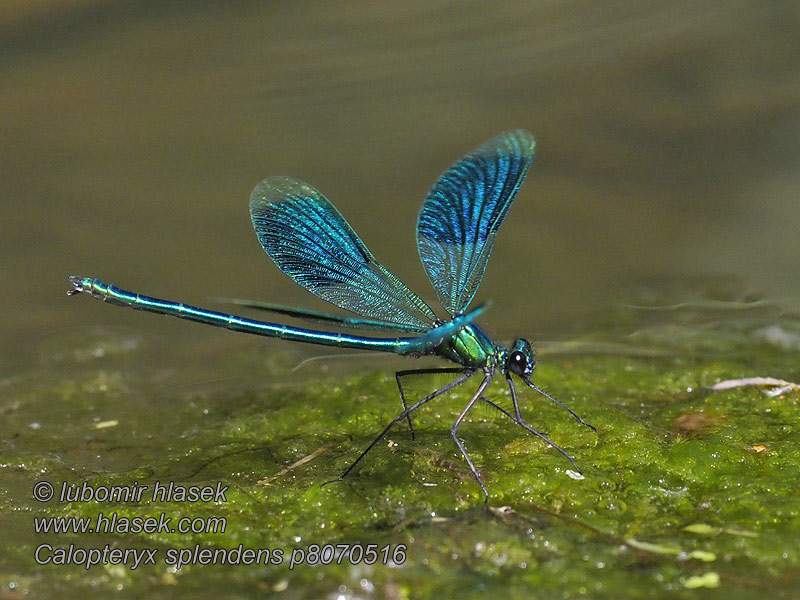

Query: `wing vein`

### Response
(416, 130, 535, 315)
(250, 176, 436, 329)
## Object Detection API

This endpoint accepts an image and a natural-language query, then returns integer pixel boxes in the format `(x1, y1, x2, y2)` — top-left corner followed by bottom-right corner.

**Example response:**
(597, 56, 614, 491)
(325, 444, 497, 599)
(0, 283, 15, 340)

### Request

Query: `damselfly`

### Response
(68, 130, 595, 502)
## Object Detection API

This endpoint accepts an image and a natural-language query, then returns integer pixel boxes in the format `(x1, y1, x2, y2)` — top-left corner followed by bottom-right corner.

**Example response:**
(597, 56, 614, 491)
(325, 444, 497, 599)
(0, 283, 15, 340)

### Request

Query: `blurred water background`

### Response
(2, 0, 799, 366)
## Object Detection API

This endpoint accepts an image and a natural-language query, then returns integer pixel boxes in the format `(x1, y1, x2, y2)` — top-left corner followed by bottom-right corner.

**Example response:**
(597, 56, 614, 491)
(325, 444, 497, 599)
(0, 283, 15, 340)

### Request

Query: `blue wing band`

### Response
(250, 177, 437, 331)
(416, 129, 535, 315)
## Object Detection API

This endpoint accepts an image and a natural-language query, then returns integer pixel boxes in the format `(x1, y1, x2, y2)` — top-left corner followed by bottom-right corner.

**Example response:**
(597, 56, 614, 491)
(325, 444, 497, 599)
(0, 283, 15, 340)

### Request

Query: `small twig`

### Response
(258, 441, 338, 486)
(707, 377, 800, 396)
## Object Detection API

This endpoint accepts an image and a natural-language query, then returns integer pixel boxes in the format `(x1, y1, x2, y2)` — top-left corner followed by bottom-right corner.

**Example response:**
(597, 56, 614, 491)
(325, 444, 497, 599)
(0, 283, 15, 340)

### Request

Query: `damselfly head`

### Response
(506, 338, 535, 376)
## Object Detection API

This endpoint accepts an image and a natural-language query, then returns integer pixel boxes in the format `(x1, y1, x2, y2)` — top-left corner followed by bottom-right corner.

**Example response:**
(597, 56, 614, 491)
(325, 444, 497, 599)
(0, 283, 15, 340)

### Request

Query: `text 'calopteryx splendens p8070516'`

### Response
(68, 129, 596, 502)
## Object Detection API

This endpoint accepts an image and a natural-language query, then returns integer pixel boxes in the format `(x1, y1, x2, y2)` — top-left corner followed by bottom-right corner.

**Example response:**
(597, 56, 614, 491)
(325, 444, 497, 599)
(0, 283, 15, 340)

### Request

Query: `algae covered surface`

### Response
(1, 300, 799, 599)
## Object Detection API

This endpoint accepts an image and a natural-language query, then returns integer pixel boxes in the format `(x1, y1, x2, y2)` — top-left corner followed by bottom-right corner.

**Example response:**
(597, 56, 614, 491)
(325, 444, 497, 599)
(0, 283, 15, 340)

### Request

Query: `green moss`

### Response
(3, 309, 800, 599)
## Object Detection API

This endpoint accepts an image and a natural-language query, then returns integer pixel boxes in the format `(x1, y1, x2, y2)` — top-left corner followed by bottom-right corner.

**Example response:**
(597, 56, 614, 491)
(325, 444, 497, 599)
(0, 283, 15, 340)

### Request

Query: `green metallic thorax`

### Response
(437, 324, 503, 370)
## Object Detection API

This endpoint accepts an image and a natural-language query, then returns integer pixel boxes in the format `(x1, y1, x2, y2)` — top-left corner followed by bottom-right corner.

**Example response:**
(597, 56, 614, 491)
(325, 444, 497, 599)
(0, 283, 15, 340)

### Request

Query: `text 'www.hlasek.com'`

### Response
(32, 480, 407, 571)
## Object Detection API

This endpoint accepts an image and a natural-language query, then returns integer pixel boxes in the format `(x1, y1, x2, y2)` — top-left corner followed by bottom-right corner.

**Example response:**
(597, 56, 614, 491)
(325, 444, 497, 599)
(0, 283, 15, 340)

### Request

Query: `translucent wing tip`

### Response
(250, 176, 313, 215)
(490, 129, 536, 156)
